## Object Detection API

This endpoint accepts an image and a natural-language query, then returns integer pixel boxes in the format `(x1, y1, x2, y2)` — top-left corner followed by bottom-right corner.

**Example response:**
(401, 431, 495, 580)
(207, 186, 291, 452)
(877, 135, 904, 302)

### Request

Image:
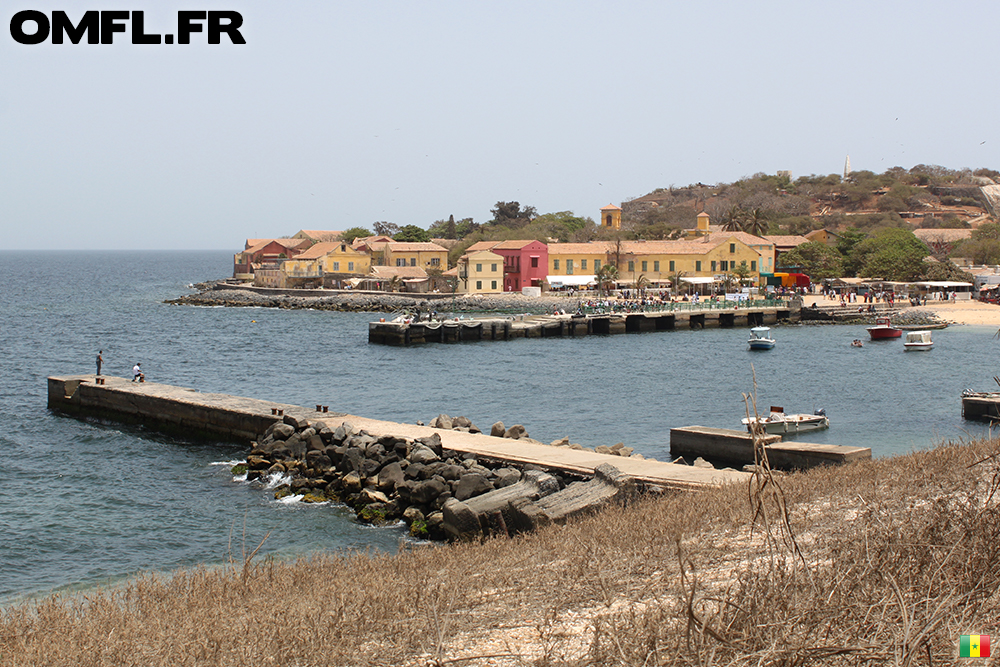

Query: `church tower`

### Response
(600, 204, 622, 230)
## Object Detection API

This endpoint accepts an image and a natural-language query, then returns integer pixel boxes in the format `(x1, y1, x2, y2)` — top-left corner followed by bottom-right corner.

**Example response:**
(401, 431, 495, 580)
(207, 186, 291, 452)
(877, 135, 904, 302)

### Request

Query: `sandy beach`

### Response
(898, 300, 1000, 327)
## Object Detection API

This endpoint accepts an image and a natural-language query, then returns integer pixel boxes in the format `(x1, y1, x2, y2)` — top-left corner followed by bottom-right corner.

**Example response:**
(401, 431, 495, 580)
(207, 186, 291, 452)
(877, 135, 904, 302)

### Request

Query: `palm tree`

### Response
(744, 208, 768, 237)
(634, 273, 650, 291)
(720, 206, 744, 232)
(669, 270, 687, 295)
(596, 264, 618, 296)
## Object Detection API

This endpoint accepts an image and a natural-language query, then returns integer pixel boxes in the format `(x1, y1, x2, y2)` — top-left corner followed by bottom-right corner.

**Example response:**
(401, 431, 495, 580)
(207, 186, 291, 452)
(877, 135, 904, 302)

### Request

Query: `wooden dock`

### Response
(369, 303, 798, 346)
(670, 425, 871, 470)
(48, 375, 748, 491)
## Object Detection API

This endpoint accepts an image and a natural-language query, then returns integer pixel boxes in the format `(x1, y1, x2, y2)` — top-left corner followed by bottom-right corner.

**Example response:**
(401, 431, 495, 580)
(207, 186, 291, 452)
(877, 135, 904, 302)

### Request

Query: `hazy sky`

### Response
(3, 1, 998, 250)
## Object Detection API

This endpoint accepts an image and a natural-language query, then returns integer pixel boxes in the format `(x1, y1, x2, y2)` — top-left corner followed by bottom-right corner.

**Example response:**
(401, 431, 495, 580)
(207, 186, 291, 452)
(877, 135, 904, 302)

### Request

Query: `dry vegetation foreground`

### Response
(3, 439, 1000, 666)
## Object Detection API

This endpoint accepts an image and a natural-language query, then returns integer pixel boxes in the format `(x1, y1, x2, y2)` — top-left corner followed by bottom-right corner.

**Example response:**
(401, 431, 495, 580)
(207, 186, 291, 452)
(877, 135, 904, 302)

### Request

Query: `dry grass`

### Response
(3, 437, 1000, 666)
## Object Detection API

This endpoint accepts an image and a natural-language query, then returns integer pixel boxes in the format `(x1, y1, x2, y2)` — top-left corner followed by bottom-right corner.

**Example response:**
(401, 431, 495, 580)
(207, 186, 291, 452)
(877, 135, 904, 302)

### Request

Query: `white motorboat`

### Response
(903, 330, 933, 351)
(748, 326, 775, 350)
(742, 407, 829, 435)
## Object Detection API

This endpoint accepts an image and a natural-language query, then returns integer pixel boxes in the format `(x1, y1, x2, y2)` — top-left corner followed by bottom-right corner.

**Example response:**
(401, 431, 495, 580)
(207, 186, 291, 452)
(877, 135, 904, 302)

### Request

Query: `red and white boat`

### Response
(866, 317, 902, 340)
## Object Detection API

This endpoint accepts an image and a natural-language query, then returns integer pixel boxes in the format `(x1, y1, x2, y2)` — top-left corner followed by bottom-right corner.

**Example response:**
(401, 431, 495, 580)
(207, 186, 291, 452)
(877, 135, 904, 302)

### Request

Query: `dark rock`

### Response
(495, 468, 521, 487)
(490, 421, 505, 437)
(283, 414, 308, 429)
(453, 416, 471, 429)
(402, 506, 424, 525)
(285, 434, 306, 459)
(455, 473, 494, 501)
(358, 458, 380, 479)
(247, 455, 271, 471)
(271, 423, 295, 441)
(377, 462, 404, 493)
(404, 462, 426, 480)
(432, 414, 453, 430)
(342, 447, 365, 473)
(504, 424, 527, 439)
(343, 471, 363, 493)
(411, 478, 448, 505)
(333, 421, 355, 443)
(409, 445, 439, 465)
(415, 433, 443, 456)
(306, 435, 325, 452)
(439, 464, 465, 481)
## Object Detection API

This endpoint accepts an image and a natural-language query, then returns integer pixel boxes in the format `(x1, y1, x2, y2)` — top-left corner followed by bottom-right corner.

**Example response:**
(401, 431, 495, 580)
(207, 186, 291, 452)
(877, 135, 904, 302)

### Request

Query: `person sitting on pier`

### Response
(132, 363, 143, 382)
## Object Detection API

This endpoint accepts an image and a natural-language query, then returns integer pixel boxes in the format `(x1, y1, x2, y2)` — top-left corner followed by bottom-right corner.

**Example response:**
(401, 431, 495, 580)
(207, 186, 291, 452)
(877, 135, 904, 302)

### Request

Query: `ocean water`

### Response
(1, 250, 997, 604)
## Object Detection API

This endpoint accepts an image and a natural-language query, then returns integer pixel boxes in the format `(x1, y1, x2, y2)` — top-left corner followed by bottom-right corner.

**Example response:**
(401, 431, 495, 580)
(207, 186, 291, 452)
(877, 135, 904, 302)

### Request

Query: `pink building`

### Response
(466, 240, 548, 292)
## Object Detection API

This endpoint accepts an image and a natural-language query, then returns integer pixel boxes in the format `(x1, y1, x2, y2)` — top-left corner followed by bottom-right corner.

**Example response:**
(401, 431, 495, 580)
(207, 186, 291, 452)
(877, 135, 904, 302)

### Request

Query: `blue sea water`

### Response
(1, 249, 997, 604)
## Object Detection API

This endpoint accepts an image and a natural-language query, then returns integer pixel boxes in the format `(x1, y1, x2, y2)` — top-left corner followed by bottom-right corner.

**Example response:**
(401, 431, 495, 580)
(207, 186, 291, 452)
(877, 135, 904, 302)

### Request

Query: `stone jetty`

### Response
(48, 375, 748, 541)
(369, 302, 798, 346)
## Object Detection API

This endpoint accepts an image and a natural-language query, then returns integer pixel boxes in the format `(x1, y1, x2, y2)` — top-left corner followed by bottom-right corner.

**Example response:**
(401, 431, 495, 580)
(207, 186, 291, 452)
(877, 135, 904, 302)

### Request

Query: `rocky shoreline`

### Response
(168, 283, 576, 314)
(241, 412, 653, 541)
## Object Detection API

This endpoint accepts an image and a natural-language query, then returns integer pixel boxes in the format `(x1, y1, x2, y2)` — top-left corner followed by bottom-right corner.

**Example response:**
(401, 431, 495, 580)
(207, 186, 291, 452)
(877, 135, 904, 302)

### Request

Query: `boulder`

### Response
(411, 478, 448, 505)
(282, 414, 308, 430)
(333, 421, 355, 443)
(342, 471, 363, 493)
(453, 416, 471, 429)
(404, 462, 426, 480)
(455, 473, 494, 501)
(271, 423, 296, 441)
(402, 506, 425, 524)
(490, 421, 506, 437)
(377, 462, 404, 493)
(550, 437, 570, 447)
(415, 433, 443, 456)
(503, 424, 527, 439)
(595, 445, 613, 455)
(360, 488, 390, 504)
(495, 468, 521, 487)
(409, 445, 440, 465)
(432, 414, 453, 430)
(693, 457, 714, 469)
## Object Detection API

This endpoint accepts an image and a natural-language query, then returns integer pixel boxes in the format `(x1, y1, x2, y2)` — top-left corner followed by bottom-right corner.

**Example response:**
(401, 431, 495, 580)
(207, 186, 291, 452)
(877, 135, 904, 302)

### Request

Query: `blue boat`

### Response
(748, 326, 776, 350)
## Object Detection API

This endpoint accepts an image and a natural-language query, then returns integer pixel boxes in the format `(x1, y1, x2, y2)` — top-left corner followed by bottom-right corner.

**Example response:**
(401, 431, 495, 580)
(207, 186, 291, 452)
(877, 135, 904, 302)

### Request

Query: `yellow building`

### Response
(280, 241, 371, 288)
(600, 204, 622, 230)
(458, 250, 504, 294)
(364, 241, 449, 271)
(548, 237, 763, 287)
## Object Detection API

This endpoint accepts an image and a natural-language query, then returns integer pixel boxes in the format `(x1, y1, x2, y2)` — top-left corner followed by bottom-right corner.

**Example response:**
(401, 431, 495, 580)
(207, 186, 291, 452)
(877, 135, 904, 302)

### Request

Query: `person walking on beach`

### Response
(132, 363, 142, 382)
(96, 350, 103, 376)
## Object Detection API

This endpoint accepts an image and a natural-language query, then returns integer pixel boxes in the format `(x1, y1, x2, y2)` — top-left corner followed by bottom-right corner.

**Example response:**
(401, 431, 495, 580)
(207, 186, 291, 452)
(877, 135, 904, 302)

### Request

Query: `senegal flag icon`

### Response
(960, 635, 990, 658)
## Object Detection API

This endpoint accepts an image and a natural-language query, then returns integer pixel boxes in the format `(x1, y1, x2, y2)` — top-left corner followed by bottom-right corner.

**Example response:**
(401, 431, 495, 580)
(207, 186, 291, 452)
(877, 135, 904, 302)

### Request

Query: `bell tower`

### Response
(600, 204, 622, 230)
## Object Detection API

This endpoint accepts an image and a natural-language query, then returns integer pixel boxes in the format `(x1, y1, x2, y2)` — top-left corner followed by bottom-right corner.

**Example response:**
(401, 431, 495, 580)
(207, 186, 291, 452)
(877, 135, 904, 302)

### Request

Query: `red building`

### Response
(466, 240, 548, 292)
(233, 237, 311, 280)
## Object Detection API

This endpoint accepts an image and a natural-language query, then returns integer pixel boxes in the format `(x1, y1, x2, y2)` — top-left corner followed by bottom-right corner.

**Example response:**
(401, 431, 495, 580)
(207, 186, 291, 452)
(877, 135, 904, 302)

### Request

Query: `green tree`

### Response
(744, 208, 769, 236)
(732, 260, 753, 285)
(393, 225, 431, 243)
(373, 221, 400, 237)
(596, 263, 618, 296)
(489, 201, 536, 228)
(852, 228, 929, 281)
(778, 241, 844, 280)
(339, 226, 372, 244)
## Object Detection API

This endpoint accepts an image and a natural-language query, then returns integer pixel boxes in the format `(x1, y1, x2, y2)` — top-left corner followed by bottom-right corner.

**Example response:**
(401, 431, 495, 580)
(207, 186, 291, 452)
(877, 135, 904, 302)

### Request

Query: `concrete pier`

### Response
(369, 303, 798, 346)
(670, 425, 871, 470)
(48, 375, 747, 491)
(961, 392, 1000, 421)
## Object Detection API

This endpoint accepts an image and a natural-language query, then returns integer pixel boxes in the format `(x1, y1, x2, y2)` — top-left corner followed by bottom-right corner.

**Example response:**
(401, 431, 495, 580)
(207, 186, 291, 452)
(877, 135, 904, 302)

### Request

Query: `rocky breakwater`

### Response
(168, 286, 574, 315)
(241, 413, 644, 541)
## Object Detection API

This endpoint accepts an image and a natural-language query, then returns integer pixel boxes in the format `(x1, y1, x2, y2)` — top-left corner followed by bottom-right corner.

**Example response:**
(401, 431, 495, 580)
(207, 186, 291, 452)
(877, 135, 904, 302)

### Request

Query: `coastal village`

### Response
(229, 168, 1000, 304)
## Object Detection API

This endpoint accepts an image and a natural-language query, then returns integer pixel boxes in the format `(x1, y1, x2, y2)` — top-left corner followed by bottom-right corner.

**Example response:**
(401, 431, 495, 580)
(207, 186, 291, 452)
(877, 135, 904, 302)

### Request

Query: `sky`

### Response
(2, 0, 998, 250)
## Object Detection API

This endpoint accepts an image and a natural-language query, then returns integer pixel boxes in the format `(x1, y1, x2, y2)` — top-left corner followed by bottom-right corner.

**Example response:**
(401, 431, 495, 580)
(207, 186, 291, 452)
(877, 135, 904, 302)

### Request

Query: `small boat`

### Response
(748, 326, 776, 350)
(903, 330, 933, 351)
(742, 406, 830, 435)
(866, 317, 902, 340)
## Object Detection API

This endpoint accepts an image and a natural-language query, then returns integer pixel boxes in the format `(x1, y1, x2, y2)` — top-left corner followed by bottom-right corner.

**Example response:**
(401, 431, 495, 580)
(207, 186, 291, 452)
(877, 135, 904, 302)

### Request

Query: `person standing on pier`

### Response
(96, 350, 103, 376)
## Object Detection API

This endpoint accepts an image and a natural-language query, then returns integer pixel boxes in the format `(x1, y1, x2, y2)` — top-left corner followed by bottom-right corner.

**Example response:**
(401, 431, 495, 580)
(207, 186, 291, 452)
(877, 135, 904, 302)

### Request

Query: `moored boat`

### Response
(742, 407, 830, 435)
(866, 317, 902, 340)
(903, 330, 933, 351)
(748, 326, 775, 350)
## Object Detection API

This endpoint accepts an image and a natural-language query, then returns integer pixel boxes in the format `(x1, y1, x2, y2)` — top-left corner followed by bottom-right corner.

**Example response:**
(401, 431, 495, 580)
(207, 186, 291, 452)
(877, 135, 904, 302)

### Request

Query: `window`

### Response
(396, 258, 405, 267)
(711, 261, 717, 271)
(696, 261, 702, 272)
(476, 263, 482, 272)
(567, 259, 574, 275)
(750, 260, 756, 271)
(669, 260, 675, 272)
(641, 260, 647, 272)
(654, 260, 659, 272)
(431, 257, 440, 266)
(594, 259, 601, 271)
(720, 261, 728, 271)
(410, 258, 416, 267)
(333, 261, 340, 271)
(553, 259, 560, 270)
(531, 256, 538, 268)
(579, 259, 586, 270)
(491, 263, 497, 272)
(476, 280, 482, 290)
(491, 280, 497, 289)
(730, 243, 736, 253)
(628, 261, 635, 272)
(348, 261, 354, 271)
